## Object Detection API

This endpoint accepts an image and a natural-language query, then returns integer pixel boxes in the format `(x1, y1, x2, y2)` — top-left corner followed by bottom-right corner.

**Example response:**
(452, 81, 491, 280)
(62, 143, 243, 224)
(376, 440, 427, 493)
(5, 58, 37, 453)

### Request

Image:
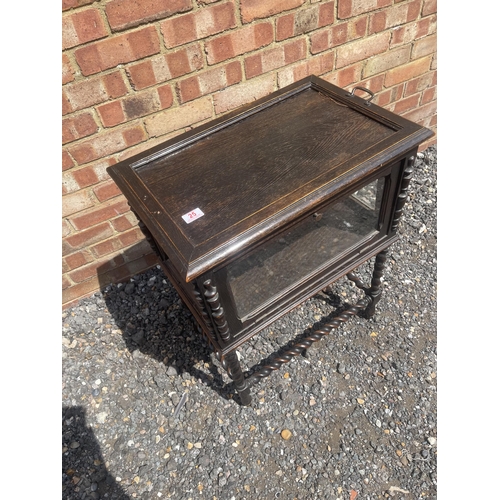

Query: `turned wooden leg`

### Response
(364, 249, 388, 318)
(224, 350, 252, 406)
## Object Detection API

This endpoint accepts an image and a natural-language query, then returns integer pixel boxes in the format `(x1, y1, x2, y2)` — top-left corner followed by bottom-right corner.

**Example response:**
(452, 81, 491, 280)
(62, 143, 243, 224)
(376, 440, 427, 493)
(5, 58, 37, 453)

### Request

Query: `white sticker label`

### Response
(182, 208, 204, 224)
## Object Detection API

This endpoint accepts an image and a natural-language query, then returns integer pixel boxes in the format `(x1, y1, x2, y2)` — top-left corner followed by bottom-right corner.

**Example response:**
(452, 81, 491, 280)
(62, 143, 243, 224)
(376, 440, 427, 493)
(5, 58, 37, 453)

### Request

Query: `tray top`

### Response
(108, 76, 433, 281)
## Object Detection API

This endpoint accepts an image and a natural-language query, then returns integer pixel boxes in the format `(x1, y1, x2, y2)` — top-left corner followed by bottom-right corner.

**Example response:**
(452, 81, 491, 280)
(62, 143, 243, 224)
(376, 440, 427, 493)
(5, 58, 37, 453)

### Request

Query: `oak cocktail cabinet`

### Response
(107, 75, 433, 406)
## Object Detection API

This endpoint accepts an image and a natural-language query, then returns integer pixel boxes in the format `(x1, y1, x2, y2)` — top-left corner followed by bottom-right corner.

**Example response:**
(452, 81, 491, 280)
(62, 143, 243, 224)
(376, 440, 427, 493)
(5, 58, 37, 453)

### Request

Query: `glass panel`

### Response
(226, 177, 385, 320)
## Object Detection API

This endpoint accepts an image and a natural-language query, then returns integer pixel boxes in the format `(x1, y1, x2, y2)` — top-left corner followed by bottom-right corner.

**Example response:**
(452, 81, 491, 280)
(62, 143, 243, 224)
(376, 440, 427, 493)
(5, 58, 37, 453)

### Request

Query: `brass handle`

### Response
(313, 212, 322, 221)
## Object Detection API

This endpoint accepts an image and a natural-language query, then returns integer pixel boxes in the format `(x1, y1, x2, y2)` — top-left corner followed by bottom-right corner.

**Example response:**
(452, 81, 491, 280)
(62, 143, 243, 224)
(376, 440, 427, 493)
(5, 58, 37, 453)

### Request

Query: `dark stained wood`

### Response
(108, 76, 432, 282)
(138, 89, 393, 245)
(107, 75, 434, 405)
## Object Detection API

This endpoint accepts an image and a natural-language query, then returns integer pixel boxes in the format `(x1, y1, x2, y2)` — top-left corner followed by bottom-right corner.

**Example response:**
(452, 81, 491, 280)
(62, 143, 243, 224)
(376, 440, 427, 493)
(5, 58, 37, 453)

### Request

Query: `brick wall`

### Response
(62, 0, 437, 308)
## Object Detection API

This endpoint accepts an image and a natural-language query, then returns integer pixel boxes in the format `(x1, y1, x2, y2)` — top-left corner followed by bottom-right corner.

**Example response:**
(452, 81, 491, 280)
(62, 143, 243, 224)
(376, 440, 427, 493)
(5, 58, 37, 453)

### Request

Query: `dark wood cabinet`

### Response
(107, 75, 433, 405)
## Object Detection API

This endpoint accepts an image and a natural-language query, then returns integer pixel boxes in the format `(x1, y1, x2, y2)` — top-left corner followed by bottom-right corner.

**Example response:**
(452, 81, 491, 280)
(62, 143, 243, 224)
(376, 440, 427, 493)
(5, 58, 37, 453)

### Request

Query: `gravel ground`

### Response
(62, 146, 437, 500)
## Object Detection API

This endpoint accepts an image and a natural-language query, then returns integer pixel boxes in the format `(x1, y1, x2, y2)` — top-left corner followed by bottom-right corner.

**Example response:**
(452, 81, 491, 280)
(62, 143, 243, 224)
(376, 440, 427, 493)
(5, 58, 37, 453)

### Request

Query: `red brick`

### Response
(161, 12, 196, 48)
(126, 60, 156, 90)
(103, 72, 129, 98)
(384, 56, 432, 87)
(213, 74, 275, 115)
(97, 101, 125, 128)
(157, 85, 174, 108)
(402, 99, 436, 125)
(357, 74, 385, 94)
(245, 54, 263, 80)
(62, 112, 98, 144)
(390, 26, 405, 47)
(144, 96, 213, 137)
(338, 0, 392, 19)
(62, 0, 95, 11)
(240, 0, 305, 23)
(319, 2, 335, 26)
(97, 87, 173, 128)
(177, 78, 200, 104)
(284, 38, 307, 64)
(350, 15, 368, 39)
(392, 93, 420, 114)
(404, 72, 435, 96)
(326, 63, 363, 89)
(275, 3, 333, 41)
(407, 0, 422, 22)
(178, 62, 242, 103)
(63, 150, 75, 171)
(376, 82, 404, 107)
(68, 125, 147, 165)
(310, 23, 348, 54)
(167, 44, 204, 78)
(421, 86, 436, 105)
(63, 190, 95, 217)
(245, 38, 306, 79)
(64, 250, 94, 271)
(161, 2, 236, 48)
(69, 199, 129, 231)
(126, 44, 203, 90)
(111, 212, 138, 232)
(72, 159, 116, 190)
(205, 22, 273, 64)
(336, 31, 390, 68)
(105, 0, 192, 31)
(63, 71, 128, 114)
(226, 61, 243, 85)
(63, 222, 114, 255)
(369, 1, 419, 35)
(391, 16, 436, 49)
(278, 52, 334, 87)
(123, 127, 146, 145)
(369, 11, 386, 34)
(422, 0, 437, 16)
(62, 54, 75, 84)
(91, 228, 144, 258)
(94, 179, 123, 202)
(62, 8, 107, 49)
(69, 260, 105, 284)
(373, 88, 391, 107)
(74, 26, 160, 76)
(72, 166, 99, 189)
(276, 14, 294, 41)
(415, 17, 433, 38)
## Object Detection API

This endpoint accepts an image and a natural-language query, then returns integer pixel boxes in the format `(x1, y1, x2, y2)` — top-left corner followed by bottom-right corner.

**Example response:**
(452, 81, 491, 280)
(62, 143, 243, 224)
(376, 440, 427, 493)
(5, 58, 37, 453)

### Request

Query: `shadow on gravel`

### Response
(97, 252, 234, 402)
(62, 406, 130, 500)
(98, 248, 362, 403)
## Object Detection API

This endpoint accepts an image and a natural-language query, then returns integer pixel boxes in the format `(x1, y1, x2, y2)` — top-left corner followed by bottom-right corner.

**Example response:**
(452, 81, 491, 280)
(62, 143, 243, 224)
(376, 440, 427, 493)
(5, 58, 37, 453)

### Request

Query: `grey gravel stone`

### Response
(62, 147, 437, 500)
